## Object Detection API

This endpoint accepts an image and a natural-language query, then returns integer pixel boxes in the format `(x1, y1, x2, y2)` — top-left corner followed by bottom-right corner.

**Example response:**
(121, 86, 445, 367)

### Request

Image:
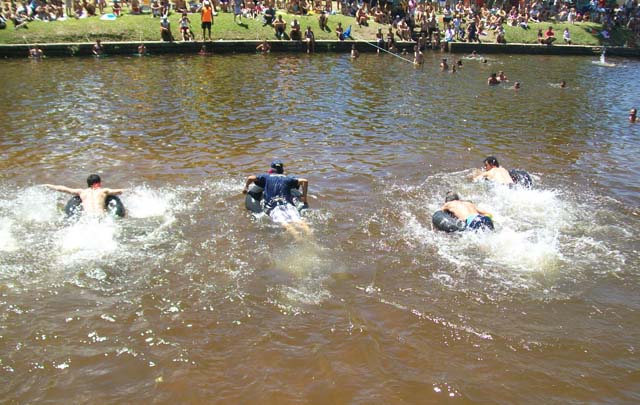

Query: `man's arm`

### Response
(103, 188, 127, 196)
(475, 205, 492, 217)
(242, 175, 257, 194)
(297, 178, 308, 204)
(43, 184, 84, 195)
(472, 169, 488, 181)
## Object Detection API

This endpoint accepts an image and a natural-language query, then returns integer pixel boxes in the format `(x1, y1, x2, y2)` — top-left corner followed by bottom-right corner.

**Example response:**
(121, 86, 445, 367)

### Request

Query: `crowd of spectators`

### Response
(1, 0, 639, 48)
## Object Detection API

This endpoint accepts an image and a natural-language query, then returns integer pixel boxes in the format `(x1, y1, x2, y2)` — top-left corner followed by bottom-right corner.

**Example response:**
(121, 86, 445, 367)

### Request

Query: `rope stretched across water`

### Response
(349, 34, 415, 64)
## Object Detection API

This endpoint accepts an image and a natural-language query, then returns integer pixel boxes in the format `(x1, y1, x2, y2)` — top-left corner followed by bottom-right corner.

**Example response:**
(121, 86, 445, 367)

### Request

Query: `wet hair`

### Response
(483, 156, 499, 167)
(445, 191, 460, 202)
(87, 174, 101, 187)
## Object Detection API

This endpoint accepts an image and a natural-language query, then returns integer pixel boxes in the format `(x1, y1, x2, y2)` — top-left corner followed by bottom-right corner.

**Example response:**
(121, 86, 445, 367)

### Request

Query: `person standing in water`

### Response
(243, 160, 311, 239)
(441, 192, 494, 231)
(44, 174, 126, 215)
(473, 156, 514, 185)
(630, 108, 637, 123)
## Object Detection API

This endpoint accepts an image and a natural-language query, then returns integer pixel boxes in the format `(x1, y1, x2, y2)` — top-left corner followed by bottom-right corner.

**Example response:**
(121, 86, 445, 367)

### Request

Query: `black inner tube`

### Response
(432, 210, 467, 232)
(64, 195, 125, 218)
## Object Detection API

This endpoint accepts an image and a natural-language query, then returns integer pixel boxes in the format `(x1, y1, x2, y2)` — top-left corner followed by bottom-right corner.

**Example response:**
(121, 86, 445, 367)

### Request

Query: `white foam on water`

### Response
(8, 186, 60, 223)
(124, 186, 181, 218)
(0, 217, 18, 252)
(56, 216, 119, 264)
(394, 170, 631, 293)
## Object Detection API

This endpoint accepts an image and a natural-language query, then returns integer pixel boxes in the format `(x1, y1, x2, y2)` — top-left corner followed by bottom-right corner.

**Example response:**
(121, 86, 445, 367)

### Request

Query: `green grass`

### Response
(502, 21, 625, 46)
(0, 8, 630, 46)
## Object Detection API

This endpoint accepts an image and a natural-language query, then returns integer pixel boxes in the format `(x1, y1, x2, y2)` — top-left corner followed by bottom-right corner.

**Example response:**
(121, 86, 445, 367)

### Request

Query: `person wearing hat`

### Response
(160, 16, 174, 42)
(200, 0, 214, 41)
(242, 160, 310, 237)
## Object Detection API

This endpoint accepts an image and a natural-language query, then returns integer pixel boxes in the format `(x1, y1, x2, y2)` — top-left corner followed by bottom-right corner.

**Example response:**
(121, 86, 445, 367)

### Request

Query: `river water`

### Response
(1, 51, 639, 402)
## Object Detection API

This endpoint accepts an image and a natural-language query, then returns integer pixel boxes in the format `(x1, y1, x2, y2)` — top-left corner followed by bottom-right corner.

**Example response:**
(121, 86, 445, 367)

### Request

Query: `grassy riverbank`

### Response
(0, 8, 632, 46)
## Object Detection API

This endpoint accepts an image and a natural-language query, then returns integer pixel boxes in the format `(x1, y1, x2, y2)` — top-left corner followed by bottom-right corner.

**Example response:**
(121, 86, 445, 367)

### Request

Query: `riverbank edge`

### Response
(2, 40, 639, 58)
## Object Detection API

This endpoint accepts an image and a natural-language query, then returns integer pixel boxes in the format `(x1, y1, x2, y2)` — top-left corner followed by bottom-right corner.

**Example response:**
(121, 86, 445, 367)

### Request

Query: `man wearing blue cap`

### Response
(243, 160, 310, 237)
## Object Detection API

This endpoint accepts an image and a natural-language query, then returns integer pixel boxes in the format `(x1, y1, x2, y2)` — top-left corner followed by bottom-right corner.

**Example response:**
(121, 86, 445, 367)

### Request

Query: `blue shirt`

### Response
(255, 174, 299, 208)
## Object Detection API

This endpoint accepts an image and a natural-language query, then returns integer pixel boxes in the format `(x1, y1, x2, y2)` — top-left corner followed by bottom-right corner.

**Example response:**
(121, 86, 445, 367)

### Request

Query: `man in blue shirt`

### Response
(243, 160, 310, 239)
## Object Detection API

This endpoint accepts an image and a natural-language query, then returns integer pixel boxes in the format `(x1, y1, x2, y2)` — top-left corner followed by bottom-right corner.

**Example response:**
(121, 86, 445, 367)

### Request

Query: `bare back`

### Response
(442, 200, 481, 221)
(79, 188, 113, 213)
(475, 167, 514, 184)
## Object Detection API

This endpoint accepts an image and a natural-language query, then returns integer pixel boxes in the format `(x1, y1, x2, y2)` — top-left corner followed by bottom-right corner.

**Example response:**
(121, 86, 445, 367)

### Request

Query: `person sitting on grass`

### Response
(160, 16, 174, 42)
(274, 14, 286, 39)
(544, 26, 556, 45)
(290, 18, 301, 40)
(112, 0, 122, 16)
(356, 5, 368, 27)
(563, 27, 571, 44)
(396, 18, 412, 41)
(335, 21, 344, 40)
(151, 0, 162, 17)
(263, 3, 275, 25)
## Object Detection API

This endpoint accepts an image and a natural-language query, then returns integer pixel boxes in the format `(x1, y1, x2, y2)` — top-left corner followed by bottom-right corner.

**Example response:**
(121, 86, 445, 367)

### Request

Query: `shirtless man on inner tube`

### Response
(442, 191, 494, 231)
(472, 156, 514, 185)
(44, 174, 126, 215)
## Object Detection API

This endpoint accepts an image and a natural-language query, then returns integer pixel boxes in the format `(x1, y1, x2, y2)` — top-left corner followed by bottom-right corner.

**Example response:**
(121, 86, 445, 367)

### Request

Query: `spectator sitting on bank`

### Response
(151, 0, 161, 17)
(112, 0, 121, 16)
(372, 6, 387, 24)
(174, 0, 188, 13)
(274, 14, 286, 38)
(544, 25, 556, 44)
(304, 25, 315, 53)
(290, 18, 301, 40)
(517, 12, 529, 29)
(397, 18, 411, 41)
(130, 0, 141, 14)
(495, 24, 506, 43)
(160, 16, 174, 41)
(12, 12, 29, 28)
(83, 0, 96, 16)
(335, 21, 344, 40)
(563, 27, 572, 44)
(356, 5, 368, 27)
(263, 4, 275, 26)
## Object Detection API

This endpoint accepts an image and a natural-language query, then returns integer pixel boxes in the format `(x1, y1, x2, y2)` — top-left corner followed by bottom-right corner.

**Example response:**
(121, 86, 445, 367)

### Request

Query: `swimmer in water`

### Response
(442, 191, 494, 231)
(513, 81, 521, 90)
(243, 160, 311, 240)
(487, 73, 499, 85)
(629, 108, 637, 123)
(560, 80, 567, 88)
(440, 58, 449, 71)
(44, 174, 126, 215)
(472, 156, 514, 185)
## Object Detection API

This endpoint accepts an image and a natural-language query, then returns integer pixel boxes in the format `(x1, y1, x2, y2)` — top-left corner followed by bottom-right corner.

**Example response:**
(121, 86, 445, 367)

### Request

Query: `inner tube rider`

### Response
(473, 156, 532, 188)
(441, 191, 494, 231)
(242, 160, 309, 224)
(44, 174, 126, 217)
